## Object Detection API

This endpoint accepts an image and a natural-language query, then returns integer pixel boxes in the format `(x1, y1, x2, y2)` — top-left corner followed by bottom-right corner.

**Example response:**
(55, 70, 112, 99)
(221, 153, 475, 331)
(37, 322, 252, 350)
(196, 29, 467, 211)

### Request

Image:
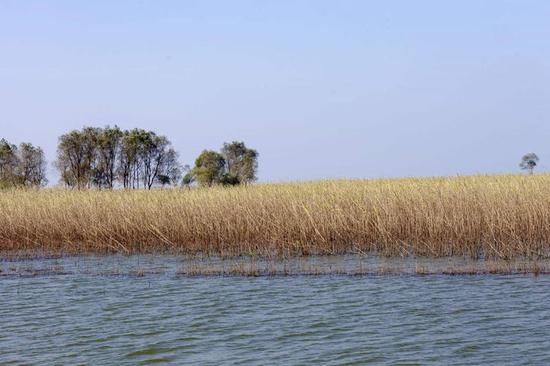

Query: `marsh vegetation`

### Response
(1, 174, 550, 261)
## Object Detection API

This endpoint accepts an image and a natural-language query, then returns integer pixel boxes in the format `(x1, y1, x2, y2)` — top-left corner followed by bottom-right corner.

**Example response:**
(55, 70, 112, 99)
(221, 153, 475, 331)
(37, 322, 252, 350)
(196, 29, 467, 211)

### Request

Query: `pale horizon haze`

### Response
(2, 0, 550, 184)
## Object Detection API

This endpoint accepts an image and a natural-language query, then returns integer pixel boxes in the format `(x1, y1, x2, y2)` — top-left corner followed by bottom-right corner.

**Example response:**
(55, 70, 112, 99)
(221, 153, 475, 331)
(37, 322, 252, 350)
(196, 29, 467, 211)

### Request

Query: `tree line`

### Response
(0, 126, 259, 189)
(56, 126, 182, 189)
(2, 126, 541, 190)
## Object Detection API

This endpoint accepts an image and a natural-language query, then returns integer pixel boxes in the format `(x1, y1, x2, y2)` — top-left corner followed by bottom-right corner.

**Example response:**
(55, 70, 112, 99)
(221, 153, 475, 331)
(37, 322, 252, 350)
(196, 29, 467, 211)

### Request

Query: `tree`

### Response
(56, 126, 183, 189)
(0, 139, 20, 187)
(56, 127, 100, 189)
(148, 145, 182, 188)
(1, 139, 47, 188)
(95, 125, 122, 188)
(161, 147, 182, 186)
(155, 150, 182, 187)
(181, 164, 194, 187)
(109, 128, 181, 189)
(118, 128, 144, 189)
(221, 141, 259, 184)
(186, 141, 259, 188)
(222, 141, 247, 177)
(239, 148, 259, 184)
(134, 132, 181, 189)
(17, 142, 47, 187)
(140, 133, 166, 189)
(520, 153, 539, 175)
(192, 150, 226, 187)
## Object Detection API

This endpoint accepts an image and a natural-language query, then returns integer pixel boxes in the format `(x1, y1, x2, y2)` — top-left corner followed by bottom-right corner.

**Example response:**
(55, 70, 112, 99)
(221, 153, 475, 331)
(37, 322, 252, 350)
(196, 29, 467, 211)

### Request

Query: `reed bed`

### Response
(1, 174, 550, 259)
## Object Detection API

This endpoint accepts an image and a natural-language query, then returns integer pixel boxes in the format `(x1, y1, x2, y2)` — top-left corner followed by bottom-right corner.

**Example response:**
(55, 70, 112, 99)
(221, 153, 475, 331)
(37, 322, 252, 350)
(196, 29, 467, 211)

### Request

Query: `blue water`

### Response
(1, 256, 550, 365)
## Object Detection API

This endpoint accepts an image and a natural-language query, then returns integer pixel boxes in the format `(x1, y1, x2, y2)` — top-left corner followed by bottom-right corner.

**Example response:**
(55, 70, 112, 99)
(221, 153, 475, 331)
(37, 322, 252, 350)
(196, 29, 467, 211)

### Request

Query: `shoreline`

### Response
(2, 253, 550, 276)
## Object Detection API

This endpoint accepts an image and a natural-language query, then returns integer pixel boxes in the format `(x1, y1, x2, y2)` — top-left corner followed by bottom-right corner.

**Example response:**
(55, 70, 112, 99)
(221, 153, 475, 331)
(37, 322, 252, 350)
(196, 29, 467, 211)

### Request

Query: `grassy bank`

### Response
(1, 174, 550, 259)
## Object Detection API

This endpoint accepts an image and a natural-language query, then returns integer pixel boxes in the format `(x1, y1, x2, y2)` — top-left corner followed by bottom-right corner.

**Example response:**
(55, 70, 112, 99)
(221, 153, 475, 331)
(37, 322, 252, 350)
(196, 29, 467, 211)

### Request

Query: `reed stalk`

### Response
(1, 174, 549, 259)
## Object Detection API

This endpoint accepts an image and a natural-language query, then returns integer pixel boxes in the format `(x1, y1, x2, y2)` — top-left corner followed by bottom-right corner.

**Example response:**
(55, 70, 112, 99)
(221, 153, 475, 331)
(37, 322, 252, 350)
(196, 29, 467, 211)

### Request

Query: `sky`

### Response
(1, 0, 550, 183)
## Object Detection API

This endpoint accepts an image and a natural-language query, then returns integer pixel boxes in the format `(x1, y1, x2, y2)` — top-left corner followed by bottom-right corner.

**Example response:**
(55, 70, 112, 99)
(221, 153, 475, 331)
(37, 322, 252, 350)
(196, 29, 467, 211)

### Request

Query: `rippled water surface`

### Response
(2, 256, 550, 365)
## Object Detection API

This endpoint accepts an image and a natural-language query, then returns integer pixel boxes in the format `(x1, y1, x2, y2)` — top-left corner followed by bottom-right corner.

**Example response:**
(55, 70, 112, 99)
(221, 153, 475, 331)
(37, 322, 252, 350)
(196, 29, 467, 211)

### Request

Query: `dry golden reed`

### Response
(1, 174, 550, 259)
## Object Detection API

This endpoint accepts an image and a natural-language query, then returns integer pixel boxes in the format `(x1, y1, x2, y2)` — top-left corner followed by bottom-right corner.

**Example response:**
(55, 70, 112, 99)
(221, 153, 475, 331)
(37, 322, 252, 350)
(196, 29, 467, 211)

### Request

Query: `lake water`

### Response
(2, 255, 550, 365)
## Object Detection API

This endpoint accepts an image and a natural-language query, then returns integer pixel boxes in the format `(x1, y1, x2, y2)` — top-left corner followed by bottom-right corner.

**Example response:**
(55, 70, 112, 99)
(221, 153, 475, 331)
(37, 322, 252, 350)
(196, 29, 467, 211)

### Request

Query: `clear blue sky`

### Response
(1, 0, 550, 183)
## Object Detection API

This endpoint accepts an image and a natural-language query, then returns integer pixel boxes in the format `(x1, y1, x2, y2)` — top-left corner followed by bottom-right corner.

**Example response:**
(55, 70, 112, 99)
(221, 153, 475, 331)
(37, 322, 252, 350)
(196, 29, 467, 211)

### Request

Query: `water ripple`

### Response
(2, 258, 550, 365)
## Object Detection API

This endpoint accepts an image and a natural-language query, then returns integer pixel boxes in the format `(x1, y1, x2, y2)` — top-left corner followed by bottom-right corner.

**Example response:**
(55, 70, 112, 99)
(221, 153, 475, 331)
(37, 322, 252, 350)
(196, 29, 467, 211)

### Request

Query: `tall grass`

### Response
(1, 174, 550, 259)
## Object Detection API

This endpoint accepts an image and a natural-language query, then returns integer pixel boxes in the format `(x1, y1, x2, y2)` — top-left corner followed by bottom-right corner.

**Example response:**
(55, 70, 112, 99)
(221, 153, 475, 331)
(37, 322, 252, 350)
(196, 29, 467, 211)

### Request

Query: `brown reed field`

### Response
(1, 173, 550, 259)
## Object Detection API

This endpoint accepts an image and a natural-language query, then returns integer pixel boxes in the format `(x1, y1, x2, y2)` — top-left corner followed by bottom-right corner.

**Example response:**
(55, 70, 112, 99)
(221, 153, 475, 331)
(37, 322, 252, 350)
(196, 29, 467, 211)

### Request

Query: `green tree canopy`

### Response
(186, 141, 259, 187)
(192, 150, 226, 187)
